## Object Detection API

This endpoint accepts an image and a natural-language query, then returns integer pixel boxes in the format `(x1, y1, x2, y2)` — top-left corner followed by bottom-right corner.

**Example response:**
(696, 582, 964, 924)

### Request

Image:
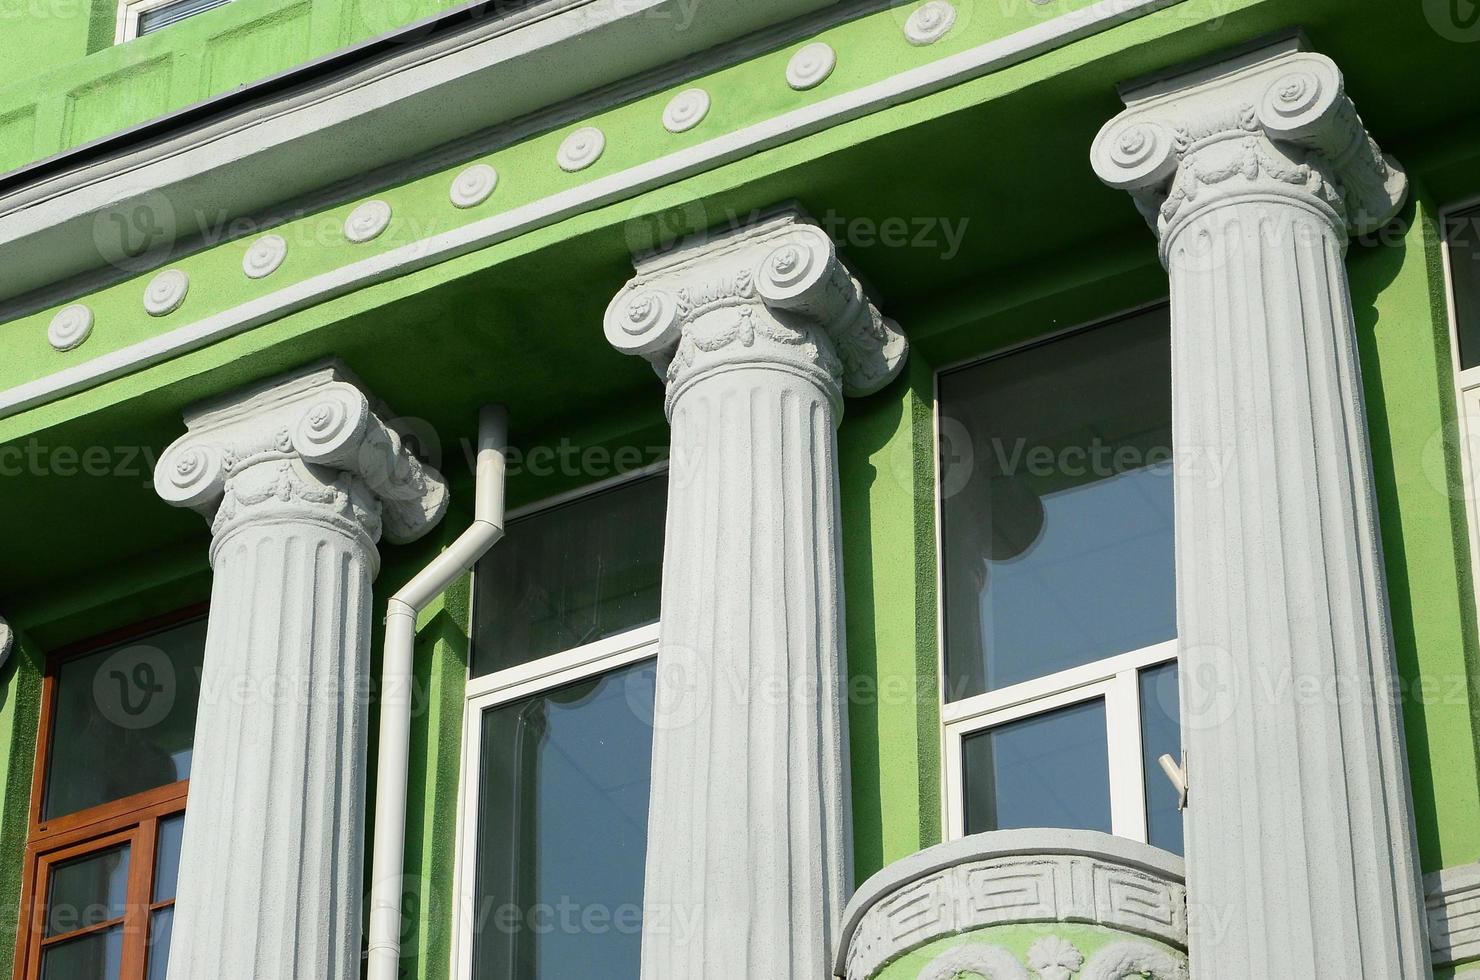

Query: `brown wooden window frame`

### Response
(12, 605, 207, 980)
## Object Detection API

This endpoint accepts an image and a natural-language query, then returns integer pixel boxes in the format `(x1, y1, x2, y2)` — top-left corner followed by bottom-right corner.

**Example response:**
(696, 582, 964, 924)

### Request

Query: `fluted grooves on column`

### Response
(169, 525, 372, 977)
(1169, 205, 1425, 977)
(642, 371, 850, 980)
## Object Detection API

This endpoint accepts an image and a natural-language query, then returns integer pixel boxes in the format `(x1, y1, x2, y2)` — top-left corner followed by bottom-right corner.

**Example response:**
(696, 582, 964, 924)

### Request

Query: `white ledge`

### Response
(0, 0, 1184, 424)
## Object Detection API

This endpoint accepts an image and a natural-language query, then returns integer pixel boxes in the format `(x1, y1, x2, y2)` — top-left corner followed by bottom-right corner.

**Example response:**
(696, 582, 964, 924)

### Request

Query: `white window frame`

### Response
(940, 639, 1177, 842)
(448, 466, 666, 980)
(932, 308, 1179, 846)
(115, 0, 231, 43)
(1439, 196, 1480, 631)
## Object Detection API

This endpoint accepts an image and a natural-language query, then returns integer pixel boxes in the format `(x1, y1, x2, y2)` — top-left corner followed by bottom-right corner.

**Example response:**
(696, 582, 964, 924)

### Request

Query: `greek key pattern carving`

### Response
(844, 852, 1187, 980)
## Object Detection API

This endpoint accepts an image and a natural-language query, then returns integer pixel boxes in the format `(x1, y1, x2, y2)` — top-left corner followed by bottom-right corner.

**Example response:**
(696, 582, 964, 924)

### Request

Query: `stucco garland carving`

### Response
(154, 362, 448, 563)
(1081, 941, 1188, 980)
(1028, 936, 1085, 980)
(1091, 45, 1406, 260)
(604, 209, 907, 416)
(918, 944, 1029, 980)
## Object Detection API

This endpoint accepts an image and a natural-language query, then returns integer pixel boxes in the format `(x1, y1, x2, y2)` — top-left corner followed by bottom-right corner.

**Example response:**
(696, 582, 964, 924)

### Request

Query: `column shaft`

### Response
(170, 518, 372, 976)
(603, 210, 907, 978)
(644, 369, 850, 977)
(1168, 203, 1426, 976)
(1091, 40, 1429, 978)
(153, 362, 448, 980)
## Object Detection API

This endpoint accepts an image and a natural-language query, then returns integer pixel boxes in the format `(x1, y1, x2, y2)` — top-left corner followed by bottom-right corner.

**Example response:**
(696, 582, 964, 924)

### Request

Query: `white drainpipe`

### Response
(366, 405, 508, 980)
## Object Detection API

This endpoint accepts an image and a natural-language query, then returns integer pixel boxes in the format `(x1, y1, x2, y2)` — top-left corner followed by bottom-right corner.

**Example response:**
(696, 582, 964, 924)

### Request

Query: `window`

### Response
(1442, 202, 1480, 636)
(15, 612, 206, 980)
(454, 471, 667, 980)
(115, 0, 233, 42)
(936, 307, 1183, 854)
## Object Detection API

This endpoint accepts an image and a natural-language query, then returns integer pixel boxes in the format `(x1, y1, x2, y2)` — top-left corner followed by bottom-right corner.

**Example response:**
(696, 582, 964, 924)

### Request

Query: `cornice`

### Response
(1091, 39, 1407, 257)
(153, 361, 449, 560)
(0, 0, 1185, 424)
(604, 209, 907, 414)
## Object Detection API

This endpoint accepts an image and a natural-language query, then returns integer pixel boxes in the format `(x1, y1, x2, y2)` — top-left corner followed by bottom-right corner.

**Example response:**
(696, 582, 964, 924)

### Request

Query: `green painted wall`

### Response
(0, 0, 469, 174)
(3, 0, 1480, 974)
(841, 356, 942, 882)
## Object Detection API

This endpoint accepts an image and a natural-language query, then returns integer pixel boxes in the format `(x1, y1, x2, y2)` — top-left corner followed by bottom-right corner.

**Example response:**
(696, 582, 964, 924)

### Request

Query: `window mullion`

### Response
(120, 818, 156, 978)
(1106, 669, 1149, 844)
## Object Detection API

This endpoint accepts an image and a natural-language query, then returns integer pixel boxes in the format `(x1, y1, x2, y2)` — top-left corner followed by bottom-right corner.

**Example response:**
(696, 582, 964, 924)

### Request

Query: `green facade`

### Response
(3, 0, 1480, 976)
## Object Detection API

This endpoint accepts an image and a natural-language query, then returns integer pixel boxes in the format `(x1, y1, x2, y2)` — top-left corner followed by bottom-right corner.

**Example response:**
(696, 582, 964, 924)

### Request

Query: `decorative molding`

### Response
(154, 360, 449, 555)
(557, 126, 606, 172)
(787, 41, 837, 90)
(243, 234, 288, 280)
(47, 303, 93, 351)
(1427, 863, 1480, 967)
(143, 268, 189, 317)
(0, 0, 1183, 423)
(0, 616, 12, 672)
(662, 88, 711, 133)
(920, 944, 1029, 980)
(344, 201, 393, 244)
(1028, 936, 1085, 980)
(834, 830, 1187, 980)
(1082, 941, 1188, 980)
(604, 208, 906, 416)
(450, 164, 499, 209)
(1091, 39, 1407, 259)
(1092, 40, 1428, 980)
(904, 1, 958, 46)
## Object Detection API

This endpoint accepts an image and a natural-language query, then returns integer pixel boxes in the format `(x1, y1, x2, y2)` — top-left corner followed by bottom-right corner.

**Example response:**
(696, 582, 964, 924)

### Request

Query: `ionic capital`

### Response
(154, 362, 449, 561)
(1091, 40, 1407, 257)
(603, 208, 907, 415)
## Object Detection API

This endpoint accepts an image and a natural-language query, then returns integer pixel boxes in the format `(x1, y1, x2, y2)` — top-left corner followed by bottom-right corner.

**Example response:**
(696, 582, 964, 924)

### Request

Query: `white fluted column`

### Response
(1092, 41, 1428, 977)
(604, 210, 907, 978)
(154, 362, 447, 980)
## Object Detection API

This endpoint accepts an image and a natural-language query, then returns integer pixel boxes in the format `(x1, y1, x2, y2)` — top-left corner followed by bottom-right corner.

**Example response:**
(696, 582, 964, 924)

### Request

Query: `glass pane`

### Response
(1449, 207, 1480, 369)
(45, 844, 130, 937)
(146, 906, 175, 980)
(137, 0, 232, 35)
(962, 699, 1112, 835)
(1140, 662, 1184, 855)
(472, 659, 656, 979)
(40, 924, 124, 980)
(472, 476, 666, 677)
(153, 814, 186, 902)
(45, 618, 206, 820)
(940, 309, 1175, 700)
